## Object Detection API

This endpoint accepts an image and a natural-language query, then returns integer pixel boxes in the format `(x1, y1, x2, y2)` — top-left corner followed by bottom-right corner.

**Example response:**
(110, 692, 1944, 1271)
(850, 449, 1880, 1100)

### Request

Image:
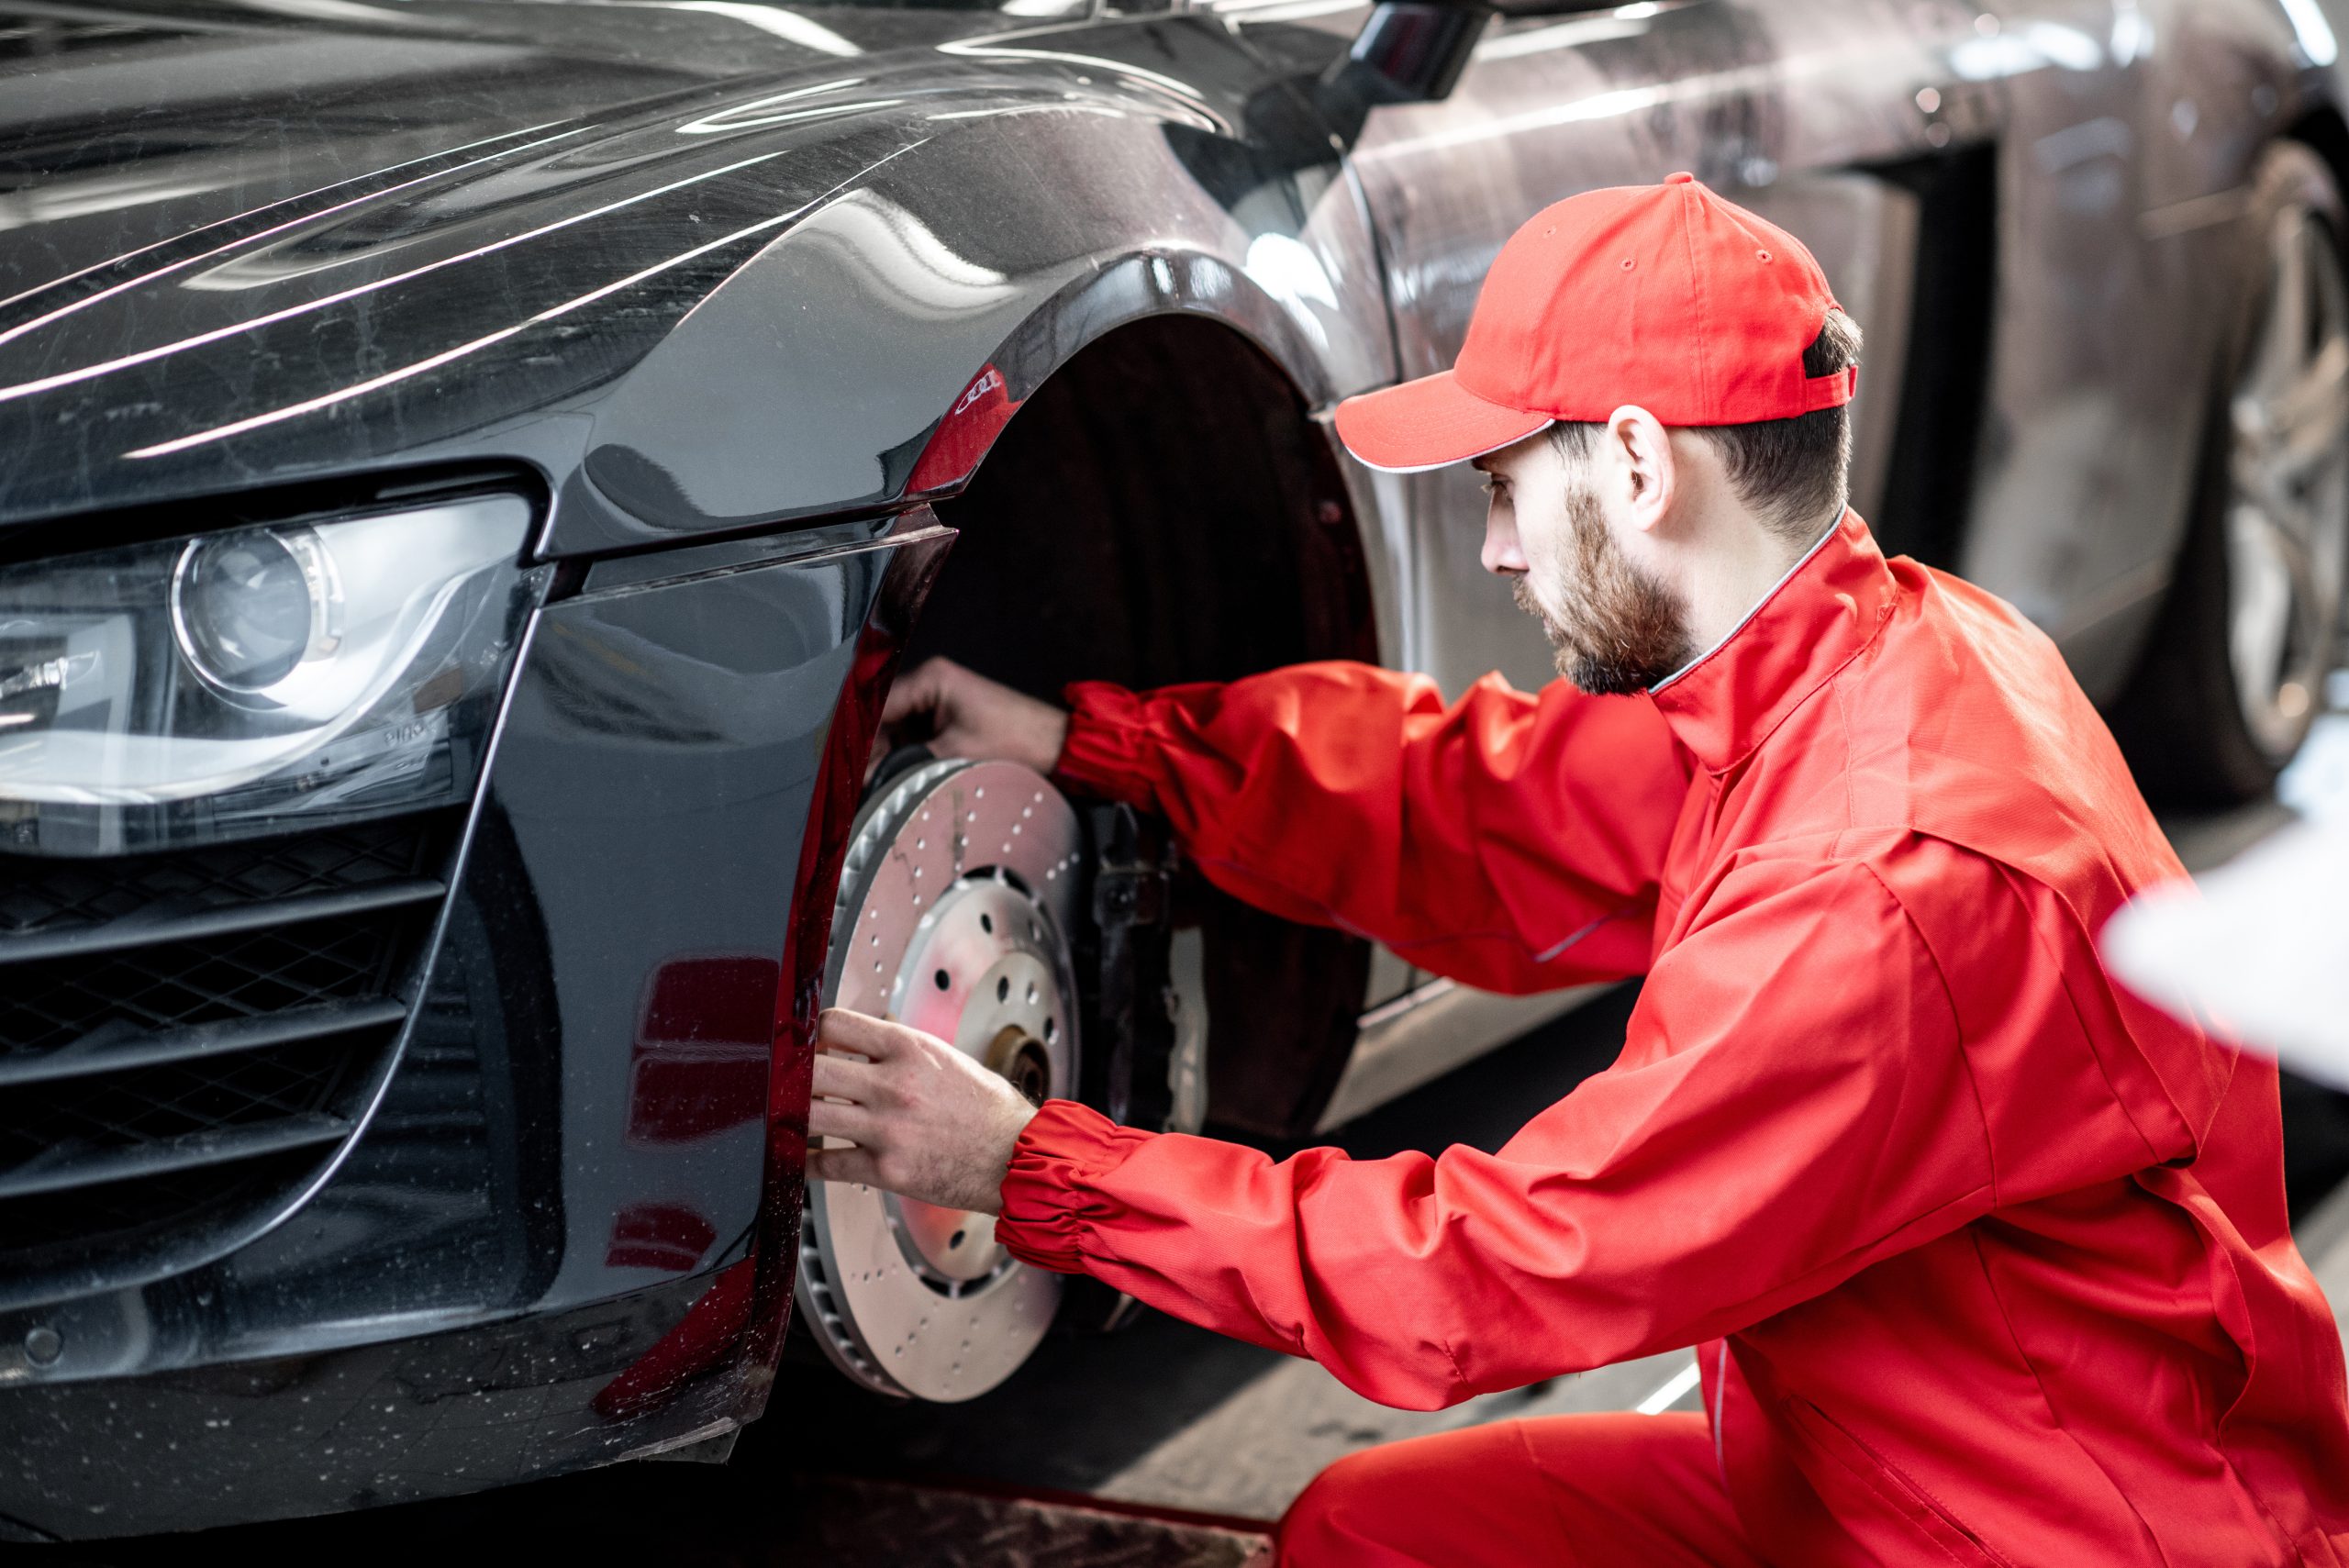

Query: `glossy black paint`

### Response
(0, 0, 1377, 547)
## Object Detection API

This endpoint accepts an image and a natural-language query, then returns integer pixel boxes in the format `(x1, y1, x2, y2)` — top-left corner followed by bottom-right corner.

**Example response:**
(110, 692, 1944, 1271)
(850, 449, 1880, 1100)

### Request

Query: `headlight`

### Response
(0, 494, 545, 854)
(171, 527, 340, 695)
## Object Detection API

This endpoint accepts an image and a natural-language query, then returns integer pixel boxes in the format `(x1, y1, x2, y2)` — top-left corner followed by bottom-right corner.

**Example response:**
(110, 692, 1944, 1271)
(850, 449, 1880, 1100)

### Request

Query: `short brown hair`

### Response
(1548, 308, 1863, 543)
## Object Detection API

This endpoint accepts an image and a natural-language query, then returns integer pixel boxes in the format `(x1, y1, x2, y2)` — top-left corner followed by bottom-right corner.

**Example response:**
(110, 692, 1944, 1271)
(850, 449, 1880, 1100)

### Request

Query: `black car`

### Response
(1, 0, 2343, 1540)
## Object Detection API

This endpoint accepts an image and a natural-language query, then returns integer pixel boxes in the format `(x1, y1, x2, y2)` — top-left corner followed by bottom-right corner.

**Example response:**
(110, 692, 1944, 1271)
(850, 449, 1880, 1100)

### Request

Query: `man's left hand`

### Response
(806, 1008, 1040, 1214)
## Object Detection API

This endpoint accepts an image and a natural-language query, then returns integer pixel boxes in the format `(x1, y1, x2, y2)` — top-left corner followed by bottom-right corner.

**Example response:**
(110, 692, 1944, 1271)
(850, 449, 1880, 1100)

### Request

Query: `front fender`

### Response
(541, 19, 1396, 554)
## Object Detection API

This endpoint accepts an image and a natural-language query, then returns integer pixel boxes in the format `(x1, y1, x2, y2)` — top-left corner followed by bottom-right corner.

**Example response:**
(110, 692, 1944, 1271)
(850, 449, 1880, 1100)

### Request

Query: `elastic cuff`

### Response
(994, 1097, 1152, 1273)
(1052, 682, 1159, 808)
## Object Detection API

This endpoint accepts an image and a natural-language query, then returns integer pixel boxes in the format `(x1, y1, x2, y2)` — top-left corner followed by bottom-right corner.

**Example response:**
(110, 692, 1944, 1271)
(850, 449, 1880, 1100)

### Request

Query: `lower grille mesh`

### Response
(2, 915, 396, 1058)
(0, 814, 456, 1306)
(0, 817, 429, 941)
(3, 1041, 358, 1171)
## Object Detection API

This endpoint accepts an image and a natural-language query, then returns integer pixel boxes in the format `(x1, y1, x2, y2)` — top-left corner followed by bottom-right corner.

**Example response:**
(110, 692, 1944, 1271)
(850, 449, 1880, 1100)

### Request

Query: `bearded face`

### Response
(1512, 474, 1697, 695)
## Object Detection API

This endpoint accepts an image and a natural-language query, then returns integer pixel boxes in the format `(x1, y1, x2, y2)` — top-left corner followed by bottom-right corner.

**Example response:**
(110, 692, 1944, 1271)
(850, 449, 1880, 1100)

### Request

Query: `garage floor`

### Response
(62, 695, 2349, 1565)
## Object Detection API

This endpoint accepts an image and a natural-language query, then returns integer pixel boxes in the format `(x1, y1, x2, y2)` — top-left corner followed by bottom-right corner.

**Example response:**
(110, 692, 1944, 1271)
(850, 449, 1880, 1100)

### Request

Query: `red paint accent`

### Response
(907, 362, 1021, 492)
(604, 1201, 718, 1273)
(626, 955, 775, 1145)
(591, 1256, 755, 1422)
(733, 519, 957, 1415)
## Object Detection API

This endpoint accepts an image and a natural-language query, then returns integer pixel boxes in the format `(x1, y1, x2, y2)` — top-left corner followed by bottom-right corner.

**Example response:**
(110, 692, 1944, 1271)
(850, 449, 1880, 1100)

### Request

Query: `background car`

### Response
(0, 0, 2342, 1540)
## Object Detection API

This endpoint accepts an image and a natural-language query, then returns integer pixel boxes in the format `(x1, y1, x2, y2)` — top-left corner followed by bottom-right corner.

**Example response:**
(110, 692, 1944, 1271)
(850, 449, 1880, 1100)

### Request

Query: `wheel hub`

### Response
(796, 758, 1084, 1401)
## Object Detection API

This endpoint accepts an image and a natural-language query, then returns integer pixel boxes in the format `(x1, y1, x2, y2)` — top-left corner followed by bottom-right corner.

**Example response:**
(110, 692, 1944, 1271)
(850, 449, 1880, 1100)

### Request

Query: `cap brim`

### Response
(1333, 371, 1552, 473)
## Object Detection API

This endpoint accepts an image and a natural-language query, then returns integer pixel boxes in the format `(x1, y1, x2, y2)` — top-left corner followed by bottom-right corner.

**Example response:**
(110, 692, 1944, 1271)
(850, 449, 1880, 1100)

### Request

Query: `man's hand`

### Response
(882, 658, 1069, 774)
(806, 1008, 1041, 1214)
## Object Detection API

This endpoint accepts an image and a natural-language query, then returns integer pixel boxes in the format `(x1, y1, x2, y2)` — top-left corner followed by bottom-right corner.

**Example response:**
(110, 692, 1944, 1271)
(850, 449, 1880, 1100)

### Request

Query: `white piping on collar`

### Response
(1646, 504, 1850, 695)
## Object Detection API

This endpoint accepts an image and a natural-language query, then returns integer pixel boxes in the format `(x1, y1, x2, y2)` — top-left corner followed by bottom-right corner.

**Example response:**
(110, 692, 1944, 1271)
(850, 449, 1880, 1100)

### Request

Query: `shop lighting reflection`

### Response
(677, 88, 898, 137)
(0, 141, 828, 409)
(936, 37, 1209, 105)
(122, 139, 931, 459)
(1246, 230, 1339, 316)
(924, 103, 1131, 121)
(2109, 0, 2152, 65)
(611, 0, 862, 55)
(2280, 0, 2340, 66)
(1950, 21, 2106, 79)
(0, 122, 582, 328)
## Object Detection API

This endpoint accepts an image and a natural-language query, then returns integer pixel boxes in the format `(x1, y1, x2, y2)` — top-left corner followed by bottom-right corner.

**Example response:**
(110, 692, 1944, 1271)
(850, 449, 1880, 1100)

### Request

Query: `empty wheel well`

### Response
(913, 317, 1376, 693)
(908, 315, 1377, 1137)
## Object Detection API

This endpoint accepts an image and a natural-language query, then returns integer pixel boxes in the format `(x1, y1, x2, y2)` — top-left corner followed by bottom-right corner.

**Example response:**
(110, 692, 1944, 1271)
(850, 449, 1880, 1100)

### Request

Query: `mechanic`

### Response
(806, 175, 2349, 1565)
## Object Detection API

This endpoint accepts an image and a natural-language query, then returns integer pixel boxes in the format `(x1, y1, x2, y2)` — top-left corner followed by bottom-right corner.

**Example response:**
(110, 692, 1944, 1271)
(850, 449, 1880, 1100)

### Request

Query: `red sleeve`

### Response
(994, 850, 1999, 1410)
(1053, 662, 1691, 993)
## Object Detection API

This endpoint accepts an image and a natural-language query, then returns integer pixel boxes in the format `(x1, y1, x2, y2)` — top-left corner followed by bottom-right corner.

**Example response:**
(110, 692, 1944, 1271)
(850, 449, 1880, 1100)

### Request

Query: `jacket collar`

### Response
(1644, 508, 1900, 773)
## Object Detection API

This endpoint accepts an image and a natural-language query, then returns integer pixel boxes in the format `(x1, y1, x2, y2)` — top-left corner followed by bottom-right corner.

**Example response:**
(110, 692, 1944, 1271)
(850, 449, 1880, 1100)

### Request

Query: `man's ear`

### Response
(1606, 405, 1675, 535)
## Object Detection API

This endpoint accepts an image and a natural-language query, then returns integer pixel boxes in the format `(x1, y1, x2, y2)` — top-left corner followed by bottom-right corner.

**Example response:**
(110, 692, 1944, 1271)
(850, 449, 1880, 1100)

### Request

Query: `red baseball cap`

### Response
(1334, 172, 1855, 473)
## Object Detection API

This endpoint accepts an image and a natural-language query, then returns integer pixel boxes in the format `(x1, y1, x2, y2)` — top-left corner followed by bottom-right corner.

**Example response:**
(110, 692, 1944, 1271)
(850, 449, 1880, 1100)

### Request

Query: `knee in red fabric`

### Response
(1274, 1413, 1764, 1568)
(1274, 1423, 1564, 1568)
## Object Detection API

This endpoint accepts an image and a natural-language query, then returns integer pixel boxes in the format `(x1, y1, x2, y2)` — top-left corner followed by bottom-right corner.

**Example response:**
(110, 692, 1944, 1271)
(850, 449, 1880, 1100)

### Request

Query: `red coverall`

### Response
(991, 512, 2349, 1566)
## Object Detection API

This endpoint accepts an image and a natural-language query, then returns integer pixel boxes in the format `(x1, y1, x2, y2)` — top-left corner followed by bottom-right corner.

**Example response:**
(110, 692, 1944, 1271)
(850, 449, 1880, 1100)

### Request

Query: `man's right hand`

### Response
(882, 658, 1071, 775)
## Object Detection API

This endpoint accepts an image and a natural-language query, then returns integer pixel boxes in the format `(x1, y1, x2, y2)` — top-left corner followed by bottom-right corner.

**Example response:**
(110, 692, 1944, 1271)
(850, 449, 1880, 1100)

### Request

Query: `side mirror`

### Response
(1340, 1, 1494, 106)
(1336, 0, 1621, 107)
(1308, 0, 1617, 149)
(1308, 0, 1489, 146)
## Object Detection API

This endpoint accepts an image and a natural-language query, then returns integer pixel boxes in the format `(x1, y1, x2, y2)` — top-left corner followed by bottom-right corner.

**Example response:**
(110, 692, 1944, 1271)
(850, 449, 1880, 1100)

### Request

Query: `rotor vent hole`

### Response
(1044, 1018, 1057, 1043)
(996, 976, 1010, 1002)
(980, 913, 994, 934)
(934, 969, 951, 991)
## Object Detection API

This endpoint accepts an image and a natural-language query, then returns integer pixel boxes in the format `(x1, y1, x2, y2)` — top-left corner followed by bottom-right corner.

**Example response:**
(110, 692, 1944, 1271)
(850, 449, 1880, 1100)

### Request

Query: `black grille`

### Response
(0, 814, 456, 1307)
(3, 915, 394, 1054)
(5, 1042, 355, 1169)
(0, 817, 427, 941)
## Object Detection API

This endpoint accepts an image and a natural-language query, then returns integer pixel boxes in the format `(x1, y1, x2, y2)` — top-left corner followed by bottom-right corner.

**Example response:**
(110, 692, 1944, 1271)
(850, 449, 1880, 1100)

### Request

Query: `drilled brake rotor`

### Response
(796, 758, 1084, 1401)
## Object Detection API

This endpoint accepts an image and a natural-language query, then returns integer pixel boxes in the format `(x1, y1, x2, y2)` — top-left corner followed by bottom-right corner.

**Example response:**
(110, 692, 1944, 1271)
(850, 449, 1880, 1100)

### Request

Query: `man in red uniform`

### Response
(807, 176, 2349, 1564)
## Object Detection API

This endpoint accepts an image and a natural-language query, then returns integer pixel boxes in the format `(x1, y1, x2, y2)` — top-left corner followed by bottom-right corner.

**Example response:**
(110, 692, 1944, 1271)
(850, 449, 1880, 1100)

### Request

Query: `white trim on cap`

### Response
(1351, 417, 1555, 474)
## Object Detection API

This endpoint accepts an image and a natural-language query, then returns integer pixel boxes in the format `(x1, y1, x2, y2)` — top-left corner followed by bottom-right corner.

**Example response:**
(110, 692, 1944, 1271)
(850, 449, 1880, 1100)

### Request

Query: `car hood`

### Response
(0, 0, 1080, 528)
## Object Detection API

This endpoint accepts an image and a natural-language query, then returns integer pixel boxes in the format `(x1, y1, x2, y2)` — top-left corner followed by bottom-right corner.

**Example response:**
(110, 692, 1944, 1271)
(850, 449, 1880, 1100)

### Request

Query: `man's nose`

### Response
(1482, 506, 1527, 575)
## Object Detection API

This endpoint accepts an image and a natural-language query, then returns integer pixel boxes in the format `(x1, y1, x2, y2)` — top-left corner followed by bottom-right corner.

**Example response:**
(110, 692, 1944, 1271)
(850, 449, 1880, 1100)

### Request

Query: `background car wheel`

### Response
(2117, 140, 2349, 805)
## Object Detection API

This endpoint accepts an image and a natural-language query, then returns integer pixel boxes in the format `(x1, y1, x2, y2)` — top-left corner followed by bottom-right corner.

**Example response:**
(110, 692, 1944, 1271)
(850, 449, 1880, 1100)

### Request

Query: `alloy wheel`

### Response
(2227, 203, 2349, 762)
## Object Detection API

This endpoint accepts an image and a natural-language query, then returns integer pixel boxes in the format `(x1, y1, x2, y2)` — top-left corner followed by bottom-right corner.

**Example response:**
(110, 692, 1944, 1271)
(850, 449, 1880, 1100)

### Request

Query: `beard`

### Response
(1511, 484, 1696, 695)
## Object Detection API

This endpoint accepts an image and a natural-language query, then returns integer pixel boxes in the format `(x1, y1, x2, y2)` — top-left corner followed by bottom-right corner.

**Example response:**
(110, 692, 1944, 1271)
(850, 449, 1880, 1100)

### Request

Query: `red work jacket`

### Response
(993, 511, 2349, 1566)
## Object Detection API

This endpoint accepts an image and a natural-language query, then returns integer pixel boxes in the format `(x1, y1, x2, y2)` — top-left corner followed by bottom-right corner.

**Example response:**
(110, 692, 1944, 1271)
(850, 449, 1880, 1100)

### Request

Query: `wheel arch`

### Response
(909, 308, 1383, 1138)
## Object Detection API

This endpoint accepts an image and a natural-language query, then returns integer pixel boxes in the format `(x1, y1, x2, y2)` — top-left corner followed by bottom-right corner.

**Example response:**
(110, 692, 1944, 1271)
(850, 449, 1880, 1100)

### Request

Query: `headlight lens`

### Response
(171, 527, 340, 695)
(0, 494, 545, 854)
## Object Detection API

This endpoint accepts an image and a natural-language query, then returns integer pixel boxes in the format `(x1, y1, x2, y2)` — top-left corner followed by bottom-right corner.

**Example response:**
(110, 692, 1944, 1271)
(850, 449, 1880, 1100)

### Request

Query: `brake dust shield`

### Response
(796, 758, 1084, 1401)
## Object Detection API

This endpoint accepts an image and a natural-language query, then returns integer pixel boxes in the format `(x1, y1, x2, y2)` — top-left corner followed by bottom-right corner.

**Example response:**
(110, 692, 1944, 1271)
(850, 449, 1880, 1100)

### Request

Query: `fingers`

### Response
(807, 1094, 882, 1147)
(882, 658, 957, 728)
(807, 1144, 881, 1188)
(810, 1050, 880, 1104)
(818, 1006, 909, 1059)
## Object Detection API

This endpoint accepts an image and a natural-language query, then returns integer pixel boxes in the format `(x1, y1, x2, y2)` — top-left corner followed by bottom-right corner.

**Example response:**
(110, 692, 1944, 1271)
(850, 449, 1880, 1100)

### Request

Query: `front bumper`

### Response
(0, 515, 947, 1540)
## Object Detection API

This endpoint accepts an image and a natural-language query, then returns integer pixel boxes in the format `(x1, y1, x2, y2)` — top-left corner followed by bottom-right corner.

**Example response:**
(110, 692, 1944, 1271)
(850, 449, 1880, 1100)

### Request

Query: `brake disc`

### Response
(795, 757, 1084, 1401)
